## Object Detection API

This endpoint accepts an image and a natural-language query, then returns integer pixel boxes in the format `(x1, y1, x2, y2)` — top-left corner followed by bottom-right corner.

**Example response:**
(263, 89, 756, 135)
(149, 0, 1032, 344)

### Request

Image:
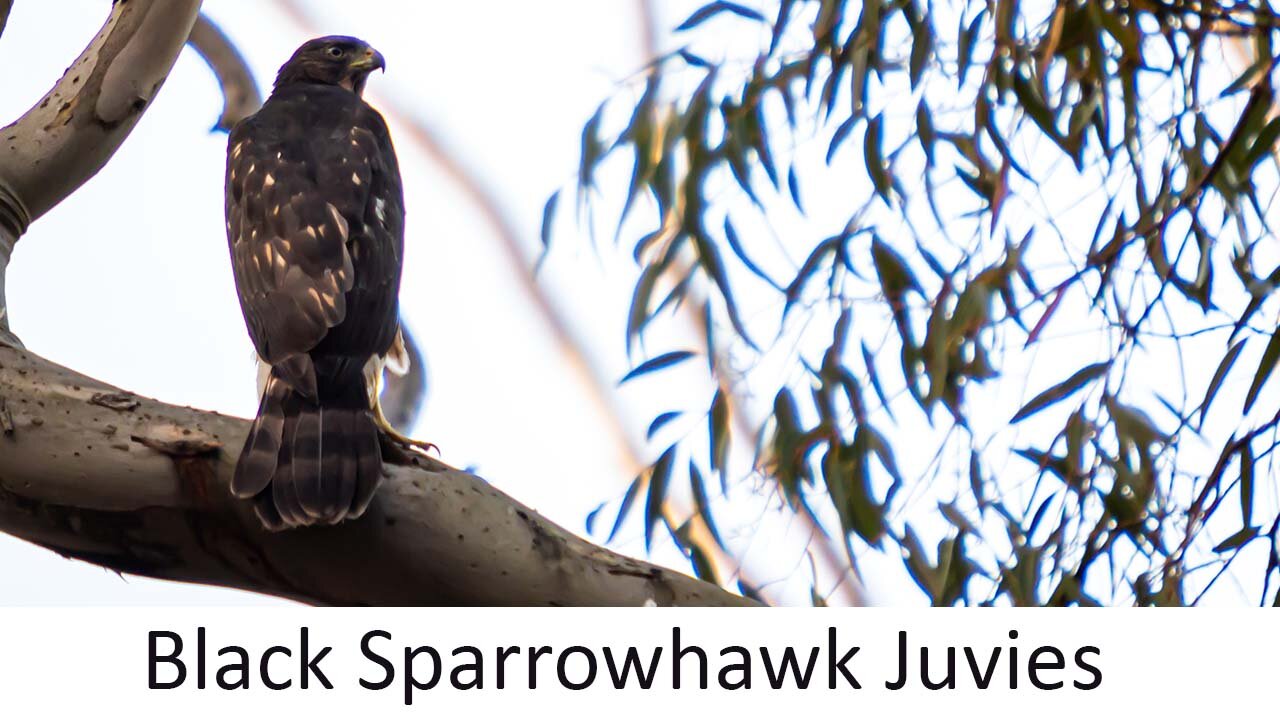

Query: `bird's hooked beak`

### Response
(351, 46, 386, 73)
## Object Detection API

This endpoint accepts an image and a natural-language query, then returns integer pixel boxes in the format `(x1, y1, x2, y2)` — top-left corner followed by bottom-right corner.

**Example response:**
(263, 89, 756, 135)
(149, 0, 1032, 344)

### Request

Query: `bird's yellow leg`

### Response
(371, 393, 438, 454)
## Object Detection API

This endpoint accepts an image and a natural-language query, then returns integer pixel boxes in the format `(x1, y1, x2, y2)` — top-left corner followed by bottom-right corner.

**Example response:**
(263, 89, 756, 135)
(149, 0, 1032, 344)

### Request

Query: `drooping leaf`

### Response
(626, 263, 662, 348)
(864, 113, 892, 203)
(1011, 362, 1110, 423)
(1220, 54, 1273, 98)
(871, 236, 923, 301)
(709, 388, 730, 487)
(686, 538, 719, 582)
(787, 164, 804, 211)
(693, 230, 758, 349)
(676, 1, 767, 32)
(689, 461, 725, 549)
(608, 475, 644, 544)
(539, 190, 559, 252)
(957, 10, 985, 87)
(916, 100, 936, 165)
(678, 48, 713, 68)
(827, 115, 857, 164)
(1243, 116, 1280, 170)
(907, 2, 933, 89)
(644, 446, 677, 551)
(1244, 327, 1280, 414)
(646, 411, 683, 440)
(1240, 441, 1255, 529)
(968, 449, 986, 507)
(1199, 339, 1245, 428)
(578, 100, 608, 205)
(585, 502, 605, 536)
(1213, 526, 1259, 554)
(783, 236, 839, 318)
(860, 341, 895, 420)
(723, 216, 783, 290)
(620, 351, 697, 384)
(939, 501, 978, 536)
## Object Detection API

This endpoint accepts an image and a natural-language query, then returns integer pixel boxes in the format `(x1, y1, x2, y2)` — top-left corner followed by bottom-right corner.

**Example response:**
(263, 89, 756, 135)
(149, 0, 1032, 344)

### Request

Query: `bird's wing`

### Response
(330, 105, 405, 364)
(224, 107, 362, 379)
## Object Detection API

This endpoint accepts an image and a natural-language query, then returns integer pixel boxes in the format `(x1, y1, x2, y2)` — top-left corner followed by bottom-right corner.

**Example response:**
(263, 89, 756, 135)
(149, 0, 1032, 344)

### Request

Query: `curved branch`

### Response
(186, 12, 262, 132)
(0, 0, 201, 343)
(0, 344, 753, 606)
(0, 0, 200, 225)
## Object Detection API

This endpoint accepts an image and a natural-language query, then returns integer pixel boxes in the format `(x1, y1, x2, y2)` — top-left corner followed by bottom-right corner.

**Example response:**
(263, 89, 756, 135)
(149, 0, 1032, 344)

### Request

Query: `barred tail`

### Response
(233, 368, 382, 529)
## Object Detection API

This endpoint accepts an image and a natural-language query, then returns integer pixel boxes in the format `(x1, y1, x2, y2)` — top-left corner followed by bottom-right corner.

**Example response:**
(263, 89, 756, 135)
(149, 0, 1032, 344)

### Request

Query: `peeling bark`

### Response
(0, 345, 755, 606)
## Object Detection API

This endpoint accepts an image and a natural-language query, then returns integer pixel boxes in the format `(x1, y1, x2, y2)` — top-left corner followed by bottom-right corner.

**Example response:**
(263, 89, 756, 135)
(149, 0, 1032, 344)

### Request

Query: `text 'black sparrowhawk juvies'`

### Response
(224, 36, 405, 529)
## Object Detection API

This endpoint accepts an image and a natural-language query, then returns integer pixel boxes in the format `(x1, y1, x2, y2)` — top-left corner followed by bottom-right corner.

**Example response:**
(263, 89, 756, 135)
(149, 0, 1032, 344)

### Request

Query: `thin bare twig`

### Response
(186, 12, 262, 131)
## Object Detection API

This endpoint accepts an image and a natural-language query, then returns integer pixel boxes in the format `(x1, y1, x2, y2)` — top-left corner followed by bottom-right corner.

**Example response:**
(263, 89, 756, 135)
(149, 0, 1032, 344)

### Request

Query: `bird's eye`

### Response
(327, 46, 344, 58)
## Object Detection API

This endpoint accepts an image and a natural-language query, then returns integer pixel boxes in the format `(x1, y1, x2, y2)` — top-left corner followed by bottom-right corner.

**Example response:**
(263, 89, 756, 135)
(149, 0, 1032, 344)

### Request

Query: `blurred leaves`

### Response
(560, 0, 1280, 606)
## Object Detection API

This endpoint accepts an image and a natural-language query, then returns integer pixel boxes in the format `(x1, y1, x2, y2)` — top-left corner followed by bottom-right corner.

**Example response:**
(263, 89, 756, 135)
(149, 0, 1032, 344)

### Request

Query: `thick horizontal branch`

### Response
(0, 345, 754, 606)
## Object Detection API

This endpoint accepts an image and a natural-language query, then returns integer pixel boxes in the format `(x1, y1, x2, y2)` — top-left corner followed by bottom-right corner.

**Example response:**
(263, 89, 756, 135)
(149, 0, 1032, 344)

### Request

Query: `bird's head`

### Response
(274, 36, 385, 96)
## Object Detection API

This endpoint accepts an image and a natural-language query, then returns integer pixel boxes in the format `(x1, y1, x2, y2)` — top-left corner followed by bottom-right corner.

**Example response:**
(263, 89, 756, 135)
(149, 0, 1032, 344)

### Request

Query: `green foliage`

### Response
(558, 0, 1280, 605)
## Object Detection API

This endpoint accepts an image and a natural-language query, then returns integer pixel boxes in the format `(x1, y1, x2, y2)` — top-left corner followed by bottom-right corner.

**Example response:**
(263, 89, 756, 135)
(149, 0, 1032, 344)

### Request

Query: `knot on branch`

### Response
(0, 176, 30, 241)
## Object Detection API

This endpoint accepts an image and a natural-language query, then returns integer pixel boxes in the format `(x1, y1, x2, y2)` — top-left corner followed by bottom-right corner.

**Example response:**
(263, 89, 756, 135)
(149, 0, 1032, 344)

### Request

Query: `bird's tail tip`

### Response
(234, 372, 382, 530)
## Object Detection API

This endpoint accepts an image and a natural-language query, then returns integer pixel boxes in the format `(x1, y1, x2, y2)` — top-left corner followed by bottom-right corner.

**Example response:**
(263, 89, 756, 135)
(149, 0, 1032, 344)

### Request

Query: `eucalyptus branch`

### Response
(0, 0, 202, 344)
(0, 345, 752, 606)
(186, 12, 262, 131)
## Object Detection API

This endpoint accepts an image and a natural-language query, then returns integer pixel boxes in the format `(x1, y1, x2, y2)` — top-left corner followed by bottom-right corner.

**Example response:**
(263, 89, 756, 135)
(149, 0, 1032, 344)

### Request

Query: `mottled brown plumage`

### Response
(225, 36, 402, 529)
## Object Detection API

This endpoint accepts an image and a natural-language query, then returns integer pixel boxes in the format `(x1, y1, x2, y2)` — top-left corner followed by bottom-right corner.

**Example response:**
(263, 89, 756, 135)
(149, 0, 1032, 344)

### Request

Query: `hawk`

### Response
(225, 36, 423, 529)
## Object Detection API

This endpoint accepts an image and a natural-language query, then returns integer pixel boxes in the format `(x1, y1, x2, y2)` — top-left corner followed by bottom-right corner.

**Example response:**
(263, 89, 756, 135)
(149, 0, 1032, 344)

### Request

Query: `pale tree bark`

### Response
(0, 345, 751, 606)
(0, 0, 201, 344)
(0, 2, 753, 606)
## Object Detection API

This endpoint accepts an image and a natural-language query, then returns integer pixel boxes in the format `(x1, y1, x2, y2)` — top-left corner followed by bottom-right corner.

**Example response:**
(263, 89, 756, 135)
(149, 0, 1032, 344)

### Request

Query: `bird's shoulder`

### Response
(228, 85, 391, 163)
